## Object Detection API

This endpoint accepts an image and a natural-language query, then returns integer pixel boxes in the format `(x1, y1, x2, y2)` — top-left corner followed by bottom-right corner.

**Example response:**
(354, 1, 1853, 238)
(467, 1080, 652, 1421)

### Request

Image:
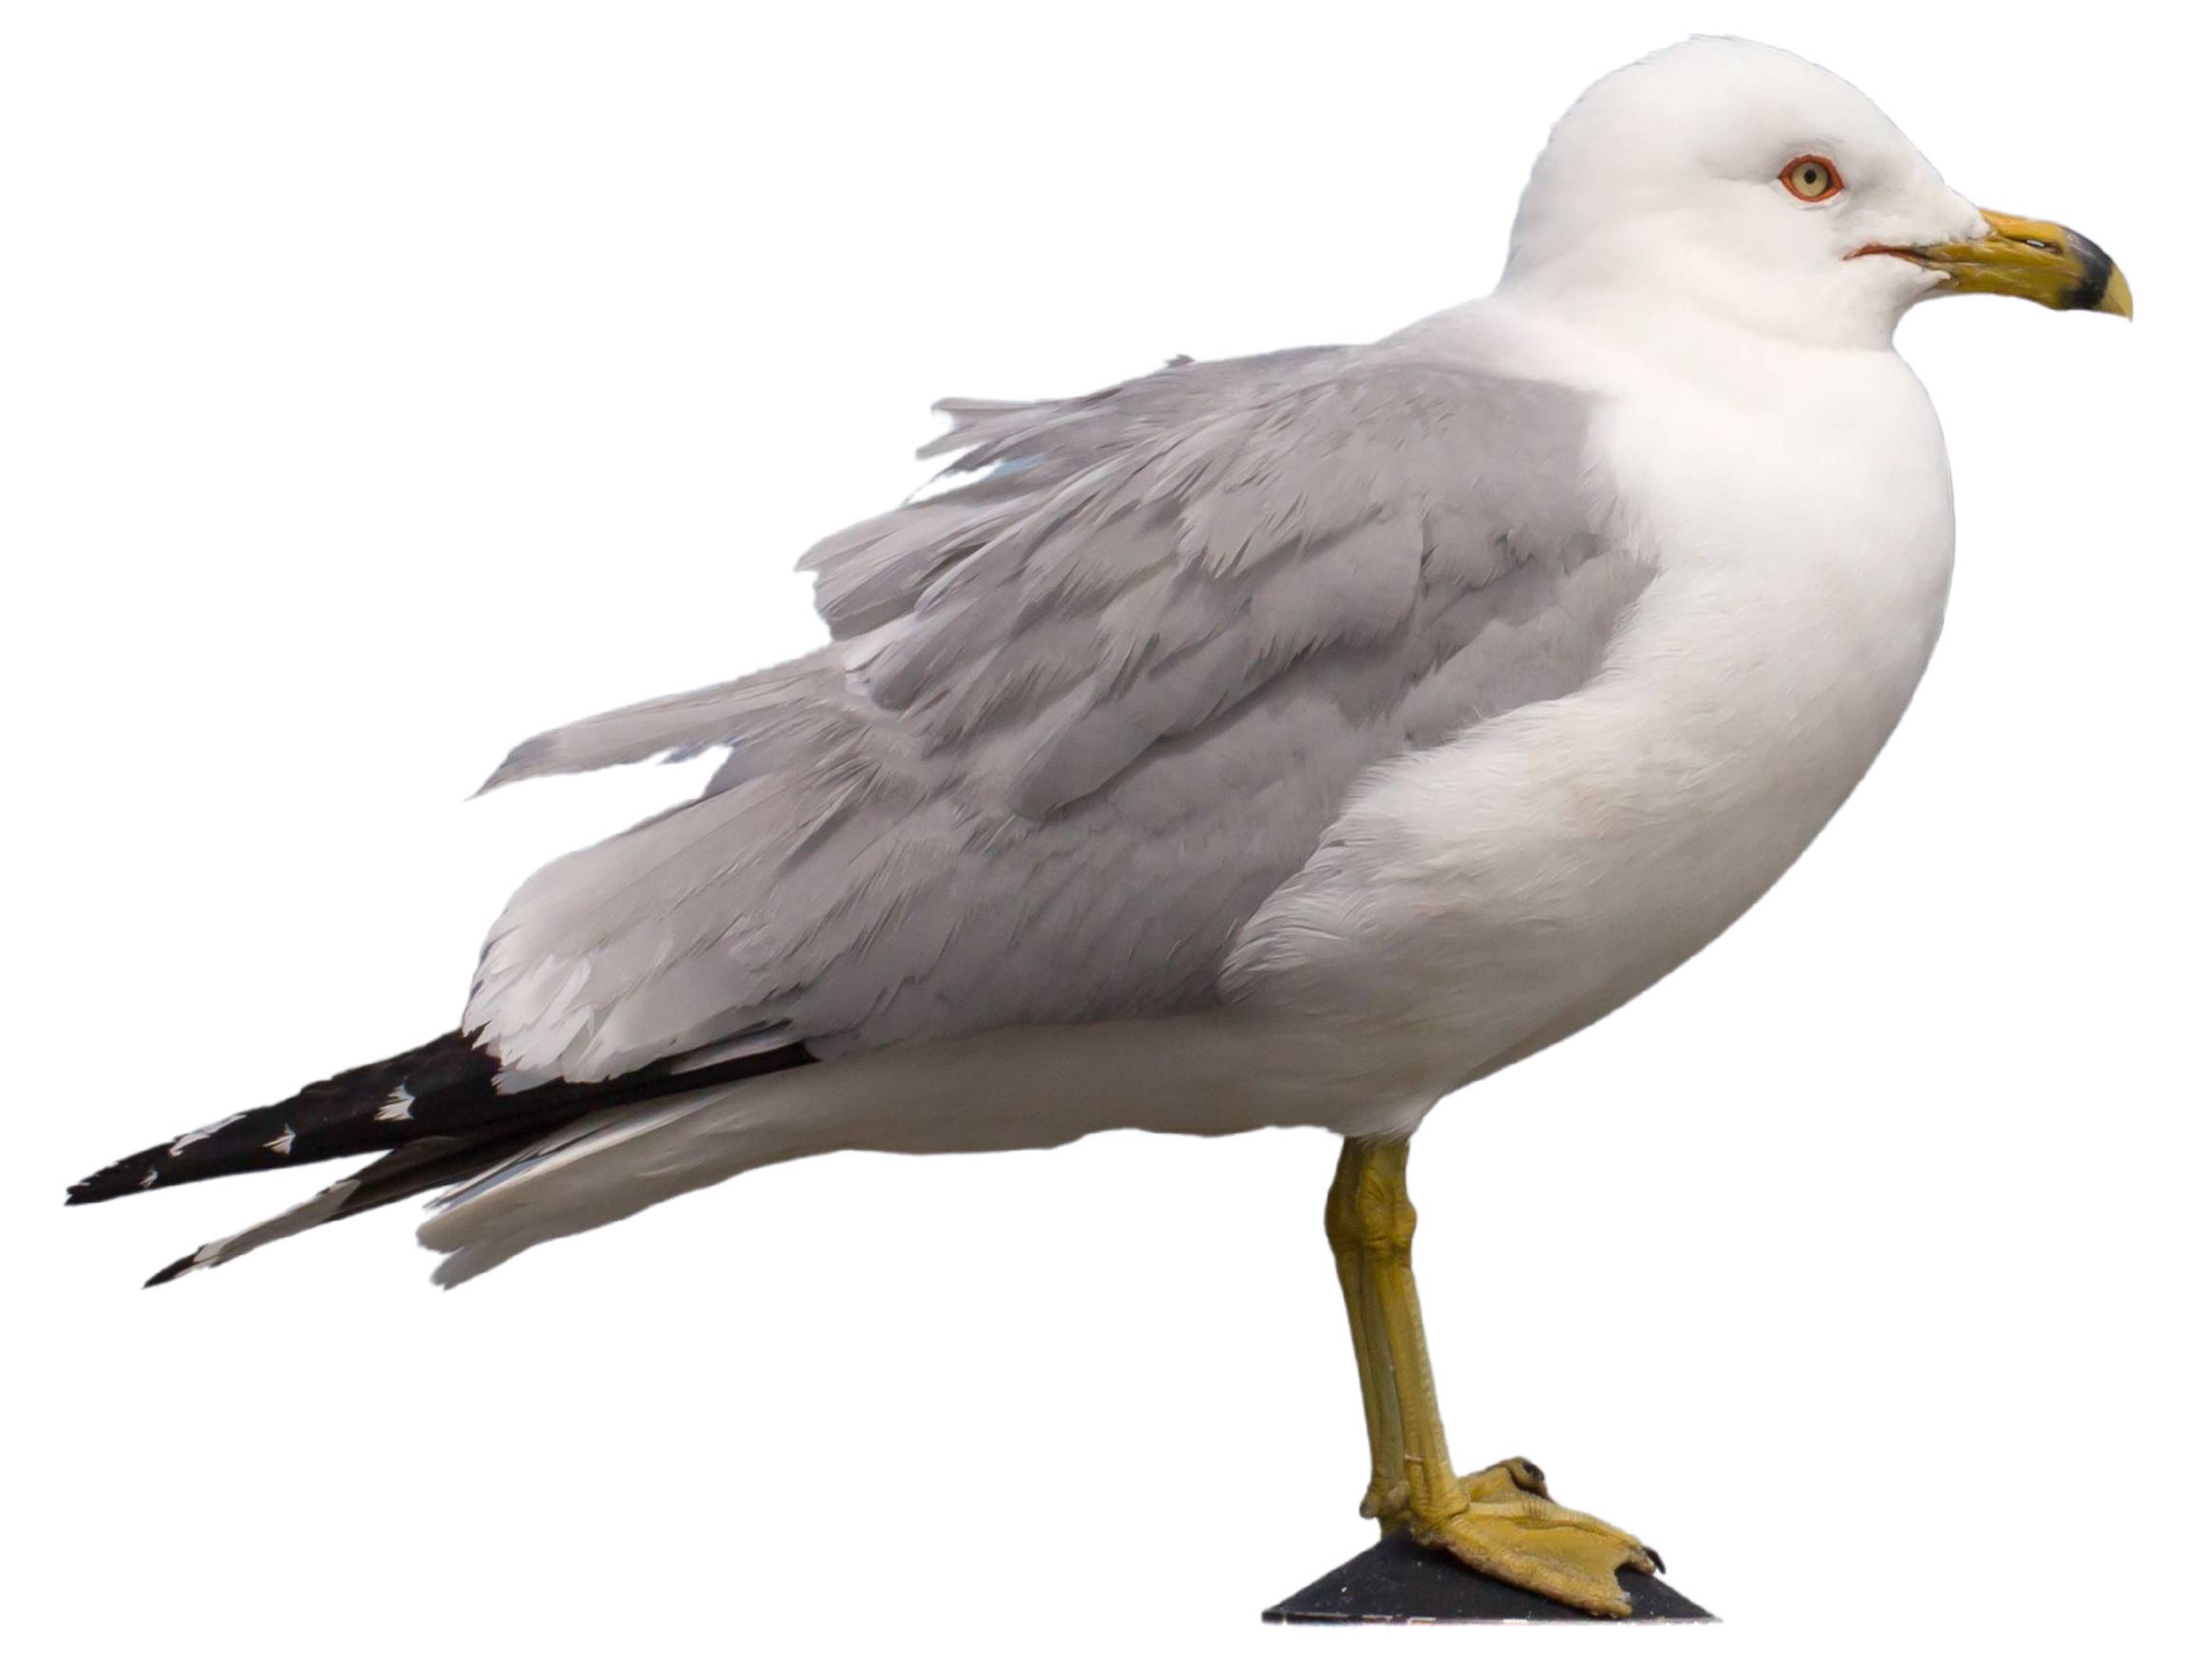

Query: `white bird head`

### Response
(1500, 37, 2129, 350)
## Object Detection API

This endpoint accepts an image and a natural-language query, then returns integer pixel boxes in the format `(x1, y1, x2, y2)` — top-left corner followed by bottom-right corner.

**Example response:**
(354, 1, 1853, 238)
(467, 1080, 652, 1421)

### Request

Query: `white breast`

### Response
(1228, 331, 1957, 1127)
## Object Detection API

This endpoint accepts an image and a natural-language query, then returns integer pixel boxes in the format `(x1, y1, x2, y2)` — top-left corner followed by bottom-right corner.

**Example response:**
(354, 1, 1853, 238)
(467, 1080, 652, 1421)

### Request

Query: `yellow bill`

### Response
(1899, 208, 2132, 316)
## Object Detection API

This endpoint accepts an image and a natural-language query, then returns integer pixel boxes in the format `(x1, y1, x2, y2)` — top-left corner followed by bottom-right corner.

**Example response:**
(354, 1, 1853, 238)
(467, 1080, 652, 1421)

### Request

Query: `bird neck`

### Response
(1480, 280, 1902, 411)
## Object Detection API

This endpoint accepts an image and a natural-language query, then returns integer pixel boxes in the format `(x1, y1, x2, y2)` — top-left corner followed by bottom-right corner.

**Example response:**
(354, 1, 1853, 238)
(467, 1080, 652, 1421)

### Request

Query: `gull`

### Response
(69, 37, 2127, 1615)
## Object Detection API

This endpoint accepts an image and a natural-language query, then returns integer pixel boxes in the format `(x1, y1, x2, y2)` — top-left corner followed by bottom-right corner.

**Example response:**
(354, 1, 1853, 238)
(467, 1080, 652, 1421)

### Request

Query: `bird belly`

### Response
(1225, 359, 1957, 1120)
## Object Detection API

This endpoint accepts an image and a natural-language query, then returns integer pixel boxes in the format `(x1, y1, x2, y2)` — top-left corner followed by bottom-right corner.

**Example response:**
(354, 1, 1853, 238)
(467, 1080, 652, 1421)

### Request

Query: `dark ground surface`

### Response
(1264, 1528, 1716, 1624)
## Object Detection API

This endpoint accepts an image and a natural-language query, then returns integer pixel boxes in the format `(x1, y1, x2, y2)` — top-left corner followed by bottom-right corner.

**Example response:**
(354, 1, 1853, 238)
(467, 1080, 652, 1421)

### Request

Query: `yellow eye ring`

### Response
(1782, 154, 1843, 202)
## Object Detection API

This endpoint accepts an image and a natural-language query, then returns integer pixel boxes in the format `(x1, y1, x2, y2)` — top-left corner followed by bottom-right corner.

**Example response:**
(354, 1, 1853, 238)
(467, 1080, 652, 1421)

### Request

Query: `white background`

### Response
(6, 3, 2205, 1654)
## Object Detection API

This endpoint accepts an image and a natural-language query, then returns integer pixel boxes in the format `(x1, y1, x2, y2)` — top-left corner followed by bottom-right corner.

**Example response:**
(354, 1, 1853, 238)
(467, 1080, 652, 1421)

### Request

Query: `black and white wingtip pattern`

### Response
(71, 1030, 819, 1285)
(67, 1034, 503, 1206)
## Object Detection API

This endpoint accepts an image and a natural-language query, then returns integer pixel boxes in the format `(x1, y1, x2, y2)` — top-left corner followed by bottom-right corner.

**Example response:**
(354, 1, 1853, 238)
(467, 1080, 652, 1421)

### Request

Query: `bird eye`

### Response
(1782, 155, 1843, 201)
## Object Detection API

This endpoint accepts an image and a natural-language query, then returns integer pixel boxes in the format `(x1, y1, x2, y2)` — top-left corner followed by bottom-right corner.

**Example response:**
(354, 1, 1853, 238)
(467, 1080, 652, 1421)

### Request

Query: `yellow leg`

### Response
(1325, 1141, 1403, 1519)
(1329, 1135, 1661, 1617)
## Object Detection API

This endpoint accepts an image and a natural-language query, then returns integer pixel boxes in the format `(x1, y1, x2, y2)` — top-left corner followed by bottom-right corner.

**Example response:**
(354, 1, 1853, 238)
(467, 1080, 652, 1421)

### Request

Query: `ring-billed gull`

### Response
(69, 37, 2128, 1615)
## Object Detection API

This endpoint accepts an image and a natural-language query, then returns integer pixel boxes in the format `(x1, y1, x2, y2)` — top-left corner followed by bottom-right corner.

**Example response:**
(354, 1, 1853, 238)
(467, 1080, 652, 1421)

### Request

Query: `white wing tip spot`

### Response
(139, 1168, 159, 1190)
(265, 1125, 296, 1156)
(375, 1085, 416, 1123)
(169, 1113, 247, 1156)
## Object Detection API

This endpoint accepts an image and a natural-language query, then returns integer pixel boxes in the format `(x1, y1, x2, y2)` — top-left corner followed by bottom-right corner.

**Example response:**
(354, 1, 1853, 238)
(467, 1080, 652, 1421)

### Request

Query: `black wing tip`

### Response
(144, 1253, 200, 1288)
(67, 1160, 158, 1207)
(67, 1031, 500, 1208)
(82, 1036, 820, 1284)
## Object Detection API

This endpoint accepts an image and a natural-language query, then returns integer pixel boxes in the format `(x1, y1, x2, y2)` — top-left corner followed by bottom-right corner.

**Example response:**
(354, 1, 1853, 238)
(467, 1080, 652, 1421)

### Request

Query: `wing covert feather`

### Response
(469, 342, 1647, 1085)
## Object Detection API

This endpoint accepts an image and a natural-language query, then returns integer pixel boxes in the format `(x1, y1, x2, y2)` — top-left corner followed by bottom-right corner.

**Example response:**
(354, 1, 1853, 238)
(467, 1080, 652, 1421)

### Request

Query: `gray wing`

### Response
(466, 343, 1649, 1086)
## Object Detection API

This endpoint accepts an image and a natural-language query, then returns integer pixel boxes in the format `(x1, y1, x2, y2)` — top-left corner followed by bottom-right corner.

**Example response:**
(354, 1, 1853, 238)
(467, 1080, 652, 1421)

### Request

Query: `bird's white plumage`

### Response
(422, 39, 1977, 1281)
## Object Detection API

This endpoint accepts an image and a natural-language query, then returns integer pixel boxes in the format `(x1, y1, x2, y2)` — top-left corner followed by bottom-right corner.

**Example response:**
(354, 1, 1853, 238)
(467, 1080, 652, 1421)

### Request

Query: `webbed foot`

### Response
(1369, 1457, 1660, 1618)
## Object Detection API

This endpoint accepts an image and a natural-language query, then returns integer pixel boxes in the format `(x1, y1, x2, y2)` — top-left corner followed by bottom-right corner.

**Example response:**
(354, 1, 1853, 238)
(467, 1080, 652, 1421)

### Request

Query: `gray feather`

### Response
(468, 341, 1649, 1086)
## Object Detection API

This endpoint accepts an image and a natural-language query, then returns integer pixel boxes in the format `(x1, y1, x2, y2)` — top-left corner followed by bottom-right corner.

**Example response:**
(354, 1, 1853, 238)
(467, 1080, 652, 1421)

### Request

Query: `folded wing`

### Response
(468, 343, 1649, 1087)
